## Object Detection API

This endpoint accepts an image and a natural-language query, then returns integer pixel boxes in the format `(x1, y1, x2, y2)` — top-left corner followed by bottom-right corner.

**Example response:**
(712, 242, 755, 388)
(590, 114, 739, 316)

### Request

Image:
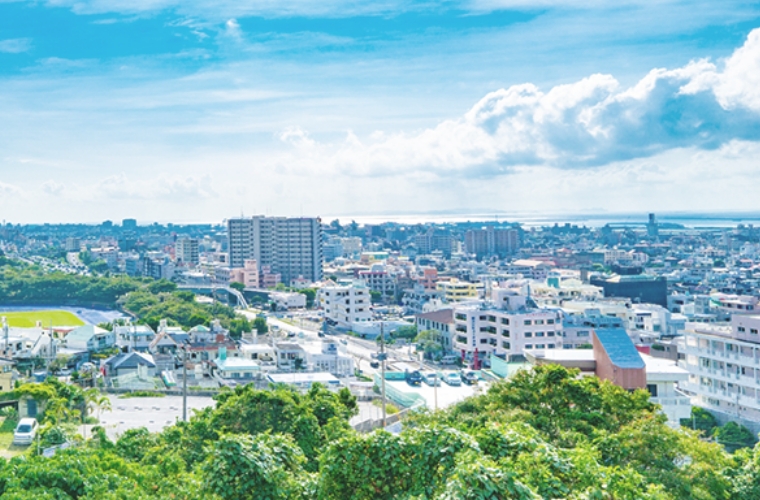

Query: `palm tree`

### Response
(83, 388, 112, 423)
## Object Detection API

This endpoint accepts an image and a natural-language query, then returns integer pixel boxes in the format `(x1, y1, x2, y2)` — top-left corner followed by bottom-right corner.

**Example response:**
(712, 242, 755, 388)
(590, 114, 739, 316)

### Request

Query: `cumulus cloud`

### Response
(0, 38, 32, 54)
(279, 28, 760, 178)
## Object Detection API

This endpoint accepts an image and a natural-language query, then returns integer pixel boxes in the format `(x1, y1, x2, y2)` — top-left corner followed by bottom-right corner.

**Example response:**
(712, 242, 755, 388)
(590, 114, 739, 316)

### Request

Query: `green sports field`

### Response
(0, 310, 85, 328)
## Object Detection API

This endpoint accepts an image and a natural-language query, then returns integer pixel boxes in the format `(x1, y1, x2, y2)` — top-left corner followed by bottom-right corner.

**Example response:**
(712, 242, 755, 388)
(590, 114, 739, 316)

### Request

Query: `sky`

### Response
(2, 1, 760, 224)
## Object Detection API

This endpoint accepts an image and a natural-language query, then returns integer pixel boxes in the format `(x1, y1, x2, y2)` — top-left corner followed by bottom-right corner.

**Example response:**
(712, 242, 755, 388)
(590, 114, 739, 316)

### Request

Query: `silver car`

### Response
(13, 418, 38, 446)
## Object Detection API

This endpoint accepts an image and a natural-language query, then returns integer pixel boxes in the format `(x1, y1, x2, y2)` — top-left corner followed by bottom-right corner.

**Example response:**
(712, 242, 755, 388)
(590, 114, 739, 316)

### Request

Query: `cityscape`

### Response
(4, 0, 760, 498)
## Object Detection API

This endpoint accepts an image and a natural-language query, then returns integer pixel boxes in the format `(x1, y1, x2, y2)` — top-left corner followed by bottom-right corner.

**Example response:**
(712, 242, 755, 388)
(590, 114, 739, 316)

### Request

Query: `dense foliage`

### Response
(2, 366, 760, 499)
(0, 264, 142, 307)
(119, 284, 251, 336)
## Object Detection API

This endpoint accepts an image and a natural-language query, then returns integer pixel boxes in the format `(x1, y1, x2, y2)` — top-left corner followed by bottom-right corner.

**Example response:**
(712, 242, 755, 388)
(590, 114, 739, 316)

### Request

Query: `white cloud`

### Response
(0, 38, 31, 54)
(275, 28, 760, 179)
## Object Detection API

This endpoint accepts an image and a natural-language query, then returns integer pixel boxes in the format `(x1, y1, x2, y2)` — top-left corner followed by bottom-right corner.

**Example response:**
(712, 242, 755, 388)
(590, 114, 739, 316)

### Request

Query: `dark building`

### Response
(590, 274, 667, 307)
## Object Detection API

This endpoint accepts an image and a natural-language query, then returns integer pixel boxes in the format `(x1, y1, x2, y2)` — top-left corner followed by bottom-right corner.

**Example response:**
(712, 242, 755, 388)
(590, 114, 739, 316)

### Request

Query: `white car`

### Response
(444, 372, 462, 386)
(423, 372, 440, 387)
(13, 418, 38, 446)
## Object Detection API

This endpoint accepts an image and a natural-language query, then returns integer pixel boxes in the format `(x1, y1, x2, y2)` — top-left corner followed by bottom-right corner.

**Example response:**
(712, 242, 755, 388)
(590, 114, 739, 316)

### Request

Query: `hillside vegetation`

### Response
(1, 365, 758, 499)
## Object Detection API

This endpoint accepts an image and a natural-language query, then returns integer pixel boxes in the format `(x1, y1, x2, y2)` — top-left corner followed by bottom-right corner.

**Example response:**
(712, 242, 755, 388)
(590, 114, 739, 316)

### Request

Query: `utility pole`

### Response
(379, 321, 387, 428)
(182, 343, 188, 422)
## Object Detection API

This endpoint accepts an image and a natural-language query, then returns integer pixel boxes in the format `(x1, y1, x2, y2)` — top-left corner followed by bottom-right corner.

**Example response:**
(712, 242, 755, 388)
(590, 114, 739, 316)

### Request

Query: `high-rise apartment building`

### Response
(176, 238, 199, 265)
(227, 216, 323, 284)
(465, 227, 520, 259)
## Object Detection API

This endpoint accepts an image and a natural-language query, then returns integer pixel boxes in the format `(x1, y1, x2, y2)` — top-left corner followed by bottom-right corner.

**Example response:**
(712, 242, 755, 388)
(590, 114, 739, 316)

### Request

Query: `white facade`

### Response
(270, 291, 307, 310)
(114, 324, 156, 352)
(320, 282, 372, 327)
(302, 341, 354, 377)
(642, 354, 692, 428)
(452, 287, 562, 360)
(679, 315, 760, 422)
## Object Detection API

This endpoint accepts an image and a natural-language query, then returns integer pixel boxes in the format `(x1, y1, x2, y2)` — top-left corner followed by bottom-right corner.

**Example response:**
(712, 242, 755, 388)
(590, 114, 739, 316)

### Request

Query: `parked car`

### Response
(13, 418, 38, 446)
(444, 372, 462, 386)
(440, 354, 459, 365)
(423, 372, 440, 386)
(405, 370, 423, 386)
(461, 371, 478, 385)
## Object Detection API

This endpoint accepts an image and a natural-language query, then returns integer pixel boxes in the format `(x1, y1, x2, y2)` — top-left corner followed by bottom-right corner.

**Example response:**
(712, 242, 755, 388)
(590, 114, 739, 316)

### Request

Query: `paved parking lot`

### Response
(98, 395, 215, 439)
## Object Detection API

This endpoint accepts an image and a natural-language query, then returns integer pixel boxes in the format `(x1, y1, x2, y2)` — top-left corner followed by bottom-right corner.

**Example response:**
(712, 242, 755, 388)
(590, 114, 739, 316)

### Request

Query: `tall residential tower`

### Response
(227, 216, 323, 284)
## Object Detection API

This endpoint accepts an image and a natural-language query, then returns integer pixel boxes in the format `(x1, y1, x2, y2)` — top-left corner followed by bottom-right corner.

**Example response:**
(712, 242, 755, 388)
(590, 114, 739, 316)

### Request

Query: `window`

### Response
(524, 332, 533, 338)
(548, 344, 555, 349)
(487, 315, 496, 322)
(524, 320, 532, 326)
(547, 331, 555, 337)
(455, 313, 466, 321)
(501, 318, 510, 325)
(646, 384, 658, 397)
(456, 325, 467, 333)
(480, 339, 488, 344)
(536, 344, 546, 349)
(535, 319, 544, 325)
(547, 319, 555, 325)
(501, 330, 510, 338)
(525, 344, 533, 349)
(739, 327, 746, 333)
(752, 329, 759, 335)
(479, 315, 488, 321)
(489, 338, 497, 346)
(577, 331, 590, 337)
(502, 341, 511, 349)
(480, 326, 497, 334)
(456, 336, 467, 344)
(535, 332, 545, 337)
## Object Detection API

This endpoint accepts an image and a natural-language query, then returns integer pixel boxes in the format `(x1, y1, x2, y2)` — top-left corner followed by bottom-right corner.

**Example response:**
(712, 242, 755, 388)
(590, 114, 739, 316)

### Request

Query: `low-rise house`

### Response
(275, 342, 307, 371)
(209, 351, 261, 381)
(104, 352, 157, 378)
(114, 324, 156, 352)
(64, 325, 114, 353)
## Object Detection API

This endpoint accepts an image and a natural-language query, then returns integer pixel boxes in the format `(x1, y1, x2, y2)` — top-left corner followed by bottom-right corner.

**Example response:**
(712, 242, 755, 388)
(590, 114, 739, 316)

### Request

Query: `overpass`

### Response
(176, 285, 249, 309)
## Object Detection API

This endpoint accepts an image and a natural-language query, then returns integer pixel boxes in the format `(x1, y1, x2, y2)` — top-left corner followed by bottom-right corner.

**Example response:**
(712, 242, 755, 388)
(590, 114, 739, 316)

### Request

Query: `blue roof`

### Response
(594, 328, 645, 369)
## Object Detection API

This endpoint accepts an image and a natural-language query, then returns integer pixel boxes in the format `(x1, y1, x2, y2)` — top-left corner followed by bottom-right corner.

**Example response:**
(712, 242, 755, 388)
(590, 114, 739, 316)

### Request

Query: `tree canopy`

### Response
(1, 366, 759, 499)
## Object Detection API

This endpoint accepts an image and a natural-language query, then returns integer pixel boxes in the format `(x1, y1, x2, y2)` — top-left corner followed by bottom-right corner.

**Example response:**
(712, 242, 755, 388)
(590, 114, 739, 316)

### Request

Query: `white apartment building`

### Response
(452, 287, 562, 361)
(358, 264, 397, 301)
(319, 281, 372, 327)
(176, 238, 199, 265)
(679, 315, 760, 422)
(227, 216, 323, 283)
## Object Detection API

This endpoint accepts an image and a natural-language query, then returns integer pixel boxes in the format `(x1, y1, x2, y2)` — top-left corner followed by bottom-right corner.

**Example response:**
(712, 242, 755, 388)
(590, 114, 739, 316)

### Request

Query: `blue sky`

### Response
(2, 1, 760, 223)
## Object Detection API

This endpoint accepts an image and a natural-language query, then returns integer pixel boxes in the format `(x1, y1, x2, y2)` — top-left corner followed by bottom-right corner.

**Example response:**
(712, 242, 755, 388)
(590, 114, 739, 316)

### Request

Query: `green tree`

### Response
(253, 317, 268, 334)
(713, 421, 758, 452)
(229, 281, 245, 293)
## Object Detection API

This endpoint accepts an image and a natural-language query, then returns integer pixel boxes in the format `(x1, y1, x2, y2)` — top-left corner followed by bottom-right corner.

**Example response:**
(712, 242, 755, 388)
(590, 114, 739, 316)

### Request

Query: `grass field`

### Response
(1, 310, 85, 328)
(0, 417, 26, 458)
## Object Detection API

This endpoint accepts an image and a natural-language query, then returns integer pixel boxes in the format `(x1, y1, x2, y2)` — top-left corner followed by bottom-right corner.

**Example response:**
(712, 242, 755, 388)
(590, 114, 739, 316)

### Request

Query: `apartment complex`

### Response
(452, 287, 561, 360)
(227, 216, 323, 284)
(465, 227, 519, 259)
(319, 281, 373, 327)
(680, 315, 760, 422)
